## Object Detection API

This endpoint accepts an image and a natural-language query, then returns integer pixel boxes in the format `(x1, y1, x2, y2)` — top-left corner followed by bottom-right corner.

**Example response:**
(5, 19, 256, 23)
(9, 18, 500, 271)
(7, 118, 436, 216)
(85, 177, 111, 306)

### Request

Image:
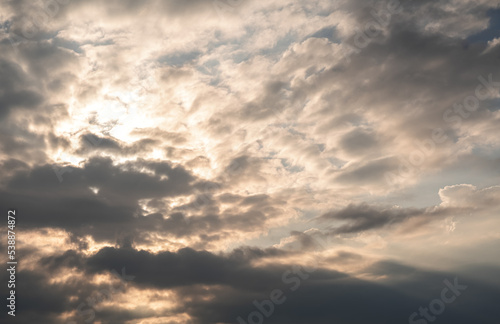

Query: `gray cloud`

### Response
(1, 0, 500, 323)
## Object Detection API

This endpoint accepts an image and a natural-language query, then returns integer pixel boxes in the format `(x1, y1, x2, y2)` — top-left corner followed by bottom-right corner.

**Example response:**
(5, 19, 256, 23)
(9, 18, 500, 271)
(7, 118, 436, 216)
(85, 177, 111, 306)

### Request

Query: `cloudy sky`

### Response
(1, 0, 500, 323)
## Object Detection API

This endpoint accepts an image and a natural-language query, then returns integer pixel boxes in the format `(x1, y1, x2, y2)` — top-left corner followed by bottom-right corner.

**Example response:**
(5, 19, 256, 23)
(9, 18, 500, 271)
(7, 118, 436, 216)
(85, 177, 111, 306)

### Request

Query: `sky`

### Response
(1, 0, 500, 323)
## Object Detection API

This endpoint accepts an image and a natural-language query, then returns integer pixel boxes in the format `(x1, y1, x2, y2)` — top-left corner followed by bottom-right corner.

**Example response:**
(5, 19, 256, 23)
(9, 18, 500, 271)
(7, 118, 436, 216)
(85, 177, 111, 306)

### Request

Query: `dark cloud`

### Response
(0, 58, 43, 120)
(0, 157, 198, 242)
(0, 156, 286, 247)
(333, 157, 400, 186)
(75, 133, 161, 156)
(339, 128, 379, 156)
(1, 0, 500, 323)
(176, 262, 500, 324)
(318, 203, 427, 234)
(15, 245, 499, 324)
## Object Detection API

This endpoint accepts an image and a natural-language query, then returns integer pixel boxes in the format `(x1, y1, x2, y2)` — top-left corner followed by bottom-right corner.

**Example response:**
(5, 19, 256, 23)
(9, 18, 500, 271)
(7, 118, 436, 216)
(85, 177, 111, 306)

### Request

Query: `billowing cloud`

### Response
(1, 0, 500, 323)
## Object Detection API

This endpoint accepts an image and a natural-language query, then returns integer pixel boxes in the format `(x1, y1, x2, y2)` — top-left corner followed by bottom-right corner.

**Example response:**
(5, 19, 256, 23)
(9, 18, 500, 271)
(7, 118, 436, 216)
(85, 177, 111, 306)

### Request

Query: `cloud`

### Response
(317, 203, 425, 234)
(9, 244, 498, 324)
(439, 184, 500, 208)
(1, 0, 500, 322)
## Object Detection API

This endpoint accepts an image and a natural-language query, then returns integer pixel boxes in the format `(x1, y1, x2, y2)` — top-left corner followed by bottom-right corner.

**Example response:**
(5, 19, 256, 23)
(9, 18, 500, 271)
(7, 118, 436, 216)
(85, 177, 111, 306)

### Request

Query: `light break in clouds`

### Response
(1, 0, 500, 323)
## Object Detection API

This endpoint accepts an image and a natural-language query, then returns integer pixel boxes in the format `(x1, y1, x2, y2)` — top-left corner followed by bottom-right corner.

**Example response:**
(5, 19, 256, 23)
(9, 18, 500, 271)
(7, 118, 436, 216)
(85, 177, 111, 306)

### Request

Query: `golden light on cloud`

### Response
(1, 0, 500, 322)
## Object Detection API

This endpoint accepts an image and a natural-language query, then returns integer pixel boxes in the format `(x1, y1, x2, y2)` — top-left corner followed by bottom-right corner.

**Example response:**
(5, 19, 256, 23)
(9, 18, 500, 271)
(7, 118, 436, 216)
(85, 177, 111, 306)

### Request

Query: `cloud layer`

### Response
(1, 0, 500, 323)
